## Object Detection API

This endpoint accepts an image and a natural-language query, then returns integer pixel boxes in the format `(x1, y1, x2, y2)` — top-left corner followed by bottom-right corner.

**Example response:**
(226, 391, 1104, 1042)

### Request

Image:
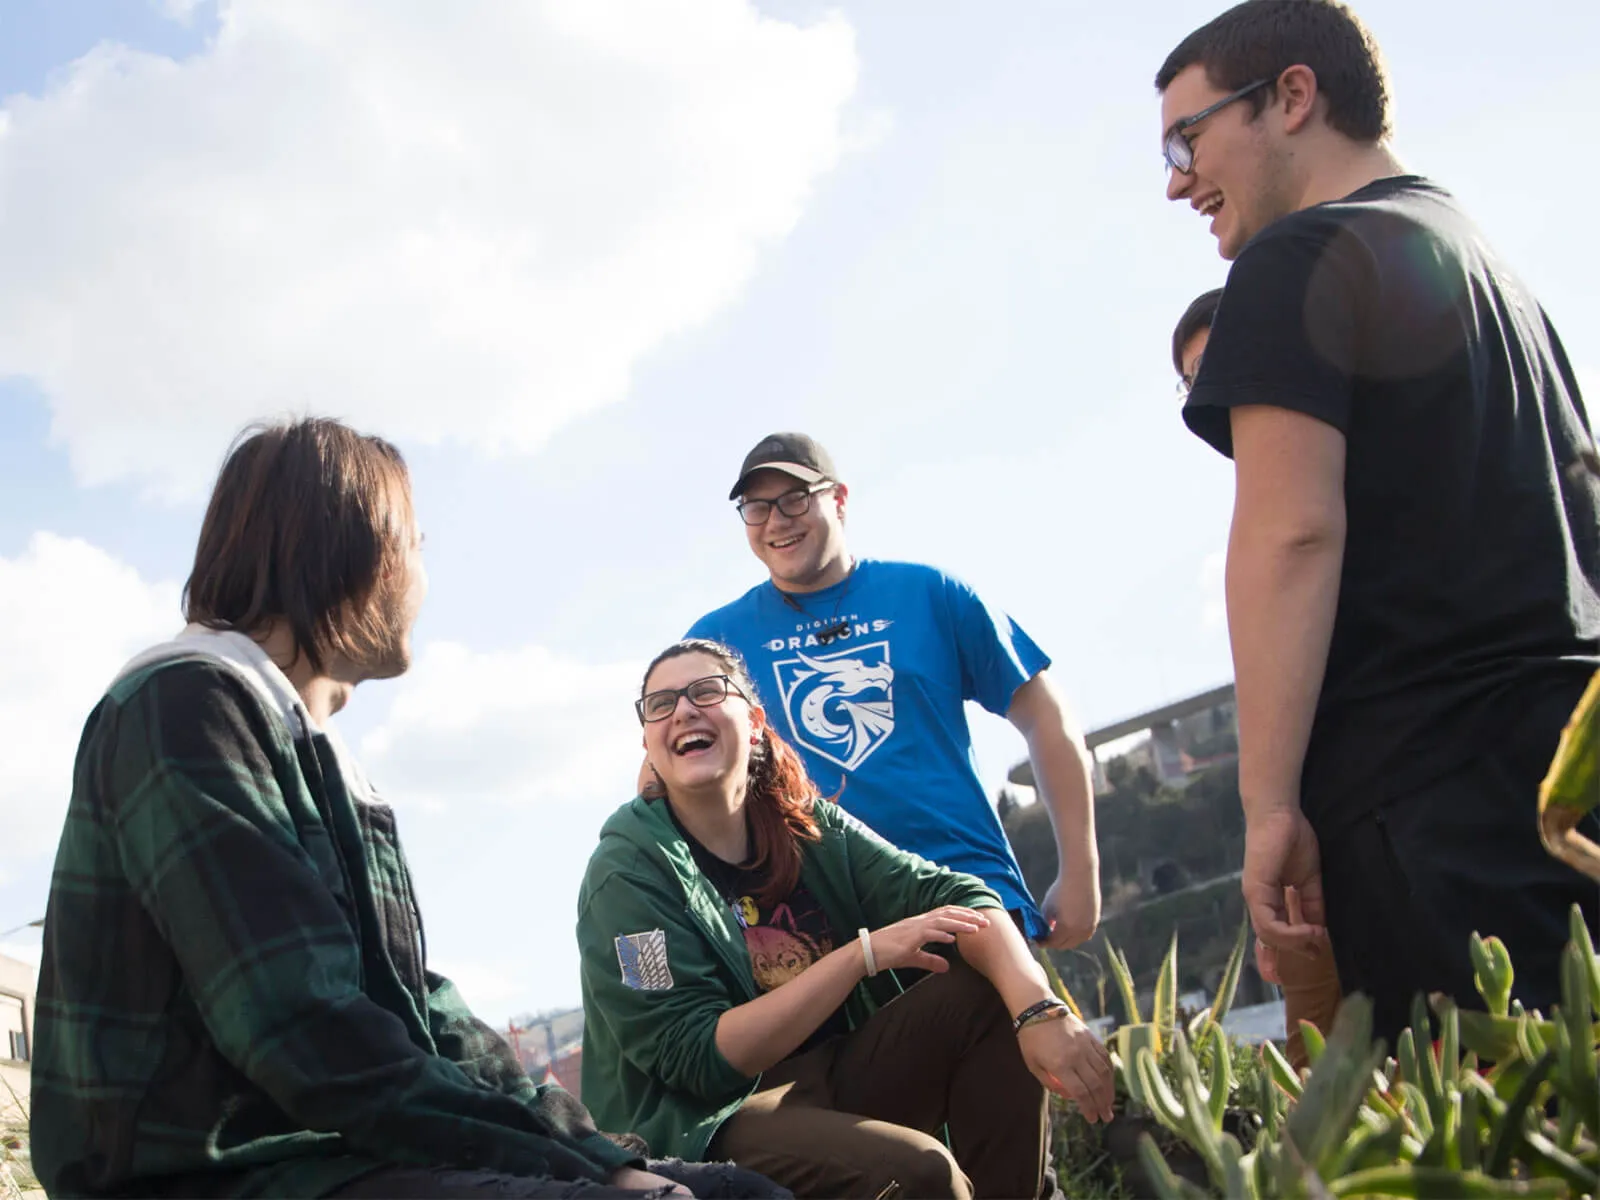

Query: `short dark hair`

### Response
(1155, 0, 1391, 144)
(1173, 288, 1225, 375)
(184, 418, 414, 674)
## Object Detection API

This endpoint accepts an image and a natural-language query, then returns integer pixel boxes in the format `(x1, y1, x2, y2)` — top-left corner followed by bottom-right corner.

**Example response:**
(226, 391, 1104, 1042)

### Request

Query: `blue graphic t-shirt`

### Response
(686, 558, 1051, 937)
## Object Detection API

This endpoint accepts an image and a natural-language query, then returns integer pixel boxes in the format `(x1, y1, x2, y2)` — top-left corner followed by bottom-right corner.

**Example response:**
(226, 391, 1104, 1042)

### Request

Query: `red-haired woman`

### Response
(577, 640, 1114, 1200)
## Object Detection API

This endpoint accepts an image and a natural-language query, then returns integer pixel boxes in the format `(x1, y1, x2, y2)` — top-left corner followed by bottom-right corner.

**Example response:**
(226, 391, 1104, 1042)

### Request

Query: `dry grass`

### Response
(0, 1075, 36, 1200)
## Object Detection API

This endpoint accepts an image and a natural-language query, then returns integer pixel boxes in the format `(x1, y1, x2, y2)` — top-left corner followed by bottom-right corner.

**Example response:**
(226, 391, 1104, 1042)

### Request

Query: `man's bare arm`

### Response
(1008, 671, 1100, 949)
(1225, 404, 1346, 950)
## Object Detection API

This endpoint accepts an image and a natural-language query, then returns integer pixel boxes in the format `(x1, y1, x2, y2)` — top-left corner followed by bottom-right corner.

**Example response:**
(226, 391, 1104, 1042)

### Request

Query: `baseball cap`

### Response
(728, 432, 838, 500)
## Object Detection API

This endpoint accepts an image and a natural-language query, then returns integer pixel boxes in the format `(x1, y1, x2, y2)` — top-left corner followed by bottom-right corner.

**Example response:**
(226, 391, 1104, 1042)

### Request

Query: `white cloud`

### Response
(0, 0, 863, 499)
(0, 534, 181, 874)
(360, 641, 644, 813)
(357, 639, 648, 1017)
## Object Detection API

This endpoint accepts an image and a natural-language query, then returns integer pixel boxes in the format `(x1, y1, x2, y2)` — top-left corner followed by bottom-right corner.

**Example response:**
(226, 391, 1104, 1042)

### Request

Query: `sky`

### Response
(1, 0, 1596, 1023)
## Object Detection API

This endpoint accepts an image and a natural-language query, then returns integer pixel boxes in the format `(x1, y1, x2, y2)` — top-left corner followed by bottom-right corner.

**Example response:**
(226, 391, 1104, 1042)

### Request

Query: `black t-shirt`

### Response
(1185, 175, 1600, 827)
(668, 807, 851, 1056)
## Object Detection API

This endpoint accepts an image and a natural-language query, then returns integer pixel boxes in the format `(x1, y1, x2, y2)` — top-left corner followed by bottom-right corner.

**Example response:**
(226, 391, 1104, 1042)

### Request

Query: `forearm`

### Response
(1027, 722, 1098, 878)
(1225, 511, 1344, 821)
(714, 939, 868, 1075)
(956, 912, 1051, 1017)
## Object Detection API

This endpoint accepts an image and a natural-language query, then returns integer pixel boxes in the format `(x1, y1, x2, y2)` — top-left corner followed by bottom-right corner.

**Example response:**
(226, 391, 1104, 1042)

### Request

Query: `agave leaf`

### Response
(1262, 1038, 1305, 1100)
(1204, 1025, 1231, 1133)
(1299, 1020, 1327, 1068)
(1135, 1044, 1187, 1135)
(1218, 1135, 1254, 1200)
(1034, 945, 1085, 1020)
(1519, 1124, 1600, 1193)
(1174, 1039, 1229, 1188)
(1438, 998, 1460, 1083)
(1153, 930, 1179, 1035)
(1206, 916, 1252, 1032)
(1397, 1026, 1420, 1091)
(1568, 904, 1600, 1014)
(1450, 1005, 1549, 1067)
(1397, 1083, 1433, 1140)
(1328, 1166, 1567, 1198)
(1471, 933, 1516, 1019)
(1107, 942, 1142, 1027)
(1327, 1114, 1399, 1180)
(1459, 1084, 1482, 1173)
(1555, 944, 1600, 1135)
(1286, 993, 1386, 1177)
(1135, 1132, 1214, 1200)
(1538, 669, 1600, 880)
(1486, 1049, 1555, 1178)
(1116, 1023, 1161, 1107)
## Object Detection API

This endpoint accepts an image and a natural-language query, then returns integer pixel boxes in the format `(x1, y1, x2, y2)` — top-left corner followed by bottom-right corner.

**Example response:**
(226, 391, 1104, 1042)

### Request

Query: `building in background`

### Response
(1009, 682, 1236, 796)
(504, 1007, 586, 1102)
(0, 950, 36, 1123)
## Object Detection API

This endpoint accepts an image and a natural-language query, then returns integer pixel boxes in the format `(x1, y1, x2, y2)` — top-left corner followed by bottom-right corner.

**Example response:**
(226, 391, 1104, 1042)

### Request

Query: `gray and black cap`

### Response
(728, 432, 838, 500)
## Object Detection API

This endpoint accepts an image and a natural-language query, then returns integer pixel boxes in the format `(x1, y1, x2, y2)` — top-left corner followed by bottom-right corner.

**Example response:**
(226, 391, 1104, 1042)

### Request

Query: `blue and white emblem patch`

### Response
(615, 929, 674, 991)
(771, 641, 896, 771)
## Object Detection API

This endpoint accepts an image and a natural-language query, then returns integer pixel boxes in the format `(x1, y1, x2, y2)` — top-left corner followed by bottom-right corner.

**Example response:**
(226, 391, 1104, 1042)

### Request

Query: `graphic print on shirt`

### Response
(733, 894, 835, 992)
(771, 641, 895, 770)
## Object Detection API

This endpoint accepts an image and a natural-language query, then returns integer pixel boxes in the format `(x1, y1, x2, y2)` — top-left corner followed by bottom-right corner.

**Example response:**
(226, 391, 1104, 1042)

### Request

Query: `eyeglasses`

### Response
(636, 674, 750, 724)
(1163, 78, 1271, 174)
(735, 481, 834, 527)
(1176, 351, 1205, 398)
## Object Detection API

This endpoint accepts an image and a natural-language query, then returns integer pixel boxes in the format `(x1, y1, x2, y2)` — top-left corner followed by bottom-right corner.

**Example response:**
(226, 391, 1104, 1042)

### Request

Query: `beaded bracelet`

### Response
(1011, 997, 1068, 1033)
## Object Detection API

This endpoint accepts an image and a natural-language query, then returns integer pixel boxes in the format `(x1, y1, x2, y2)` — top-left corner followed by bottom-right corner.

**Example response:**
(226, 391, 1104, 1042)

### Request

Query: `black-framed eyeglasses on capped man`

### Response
(1163, 77, 1271, 174)
(735, 481, 835, 527)
(636, 674, 751, 724)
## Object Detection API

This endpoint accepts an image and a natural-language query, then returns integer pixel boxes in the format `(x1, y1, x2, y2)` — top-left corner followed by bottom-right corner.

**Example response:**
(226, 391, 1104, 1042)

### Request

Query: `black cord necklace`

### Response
(774, 560, 858, 646)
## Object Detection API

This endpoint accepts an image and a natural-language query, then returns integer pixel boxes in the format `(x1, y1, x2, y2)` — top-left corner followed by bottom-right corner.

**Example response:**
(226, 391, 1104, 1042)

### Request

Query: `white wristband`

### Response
(858, 927, 878, 977)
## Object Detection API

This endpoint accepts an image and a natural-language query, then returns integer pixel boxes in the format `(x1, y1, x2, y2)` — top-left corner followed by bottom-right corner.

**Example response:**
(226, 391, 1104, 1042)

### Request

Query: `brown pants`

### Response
(710, 959, 1047, 1200)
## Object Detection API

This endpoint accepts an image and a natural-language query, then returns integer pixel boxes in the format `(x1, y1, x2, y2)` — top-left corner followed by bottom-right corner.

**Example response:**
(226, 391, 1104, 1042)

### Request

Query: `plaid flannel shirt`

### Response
(30, 649, 636, 1197)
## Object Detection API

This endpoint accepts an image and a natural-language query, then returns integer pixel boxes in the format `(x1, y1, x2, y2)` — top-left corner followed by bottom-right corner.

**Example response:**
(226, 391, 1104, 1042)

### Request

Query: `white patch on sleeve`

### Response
(615, 929, 674, 991)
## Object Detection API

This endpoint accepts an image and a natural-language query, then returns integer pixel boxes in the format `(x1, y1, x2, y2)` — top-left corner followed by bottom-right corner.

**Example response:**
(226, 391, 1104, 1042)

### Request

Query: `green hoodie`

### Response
(577, 795, 1004, 1161)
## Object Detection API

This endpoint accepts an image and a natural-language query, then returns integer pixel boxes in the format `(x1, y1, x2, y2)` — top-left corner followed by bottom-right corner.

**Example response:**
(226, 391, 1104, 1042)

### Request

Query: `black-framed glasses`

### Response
(636, 674, 750, 724)
(1176, 351, 1205, 398)
(1163, 78, 1271, 174)
(735, 481, 834, 526)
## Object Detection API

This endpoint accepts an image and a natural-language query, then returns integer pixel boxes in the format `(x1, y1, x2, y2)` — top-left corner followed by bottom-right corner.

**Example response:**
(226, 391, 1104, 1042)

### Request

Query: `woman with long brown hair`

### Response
(578, 639, 1113, 1200)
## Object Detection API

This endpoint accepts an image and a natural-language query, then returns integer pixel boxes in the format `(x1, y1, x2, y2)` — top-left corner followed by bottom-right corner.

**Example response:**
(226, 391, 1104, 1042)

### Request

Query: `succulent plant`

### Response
(1114, 906, 1600, 1199)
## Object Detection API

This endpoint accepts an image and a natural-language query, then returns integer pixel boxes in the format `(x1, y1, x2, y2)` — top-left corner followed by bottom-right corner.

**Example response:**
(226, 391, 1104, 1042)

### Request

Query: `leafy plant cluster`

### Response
(1054, 908, 1600, 1198)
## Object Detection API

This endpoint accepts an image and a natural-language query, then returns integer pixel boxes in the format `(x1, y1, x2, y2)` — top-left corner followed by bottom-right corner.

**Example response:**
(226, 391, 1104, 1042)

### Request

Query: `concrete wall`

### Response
(0, 951, 37, 1123)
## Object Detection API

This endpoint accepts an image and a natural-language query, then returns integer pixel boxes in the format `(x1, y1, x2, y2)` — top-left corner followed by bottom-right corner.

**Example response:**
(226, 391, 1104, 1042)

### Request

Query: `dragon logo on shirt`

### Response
(771, 642, 895, 770)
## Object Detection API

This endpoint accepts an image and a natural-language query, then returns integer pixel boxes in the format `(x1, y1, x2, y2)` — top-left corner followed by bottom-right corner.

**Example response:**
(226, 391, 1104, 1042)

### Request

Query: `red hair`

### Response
(642, 640, 822, 904)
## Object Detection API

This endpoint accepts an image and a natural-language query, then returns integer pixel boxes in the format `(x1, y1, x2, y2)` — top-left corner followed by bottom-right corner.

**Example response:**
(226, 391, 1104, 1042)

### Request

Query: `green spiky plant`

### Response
(1128, 906, 1600, 1199)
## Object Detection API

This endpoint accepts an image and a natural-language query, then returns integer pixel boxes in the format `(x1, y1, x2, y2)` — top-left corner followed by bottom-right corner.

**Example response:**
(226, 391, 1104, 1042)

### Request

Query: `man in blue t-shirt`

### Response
(663, 431, 1100, 949)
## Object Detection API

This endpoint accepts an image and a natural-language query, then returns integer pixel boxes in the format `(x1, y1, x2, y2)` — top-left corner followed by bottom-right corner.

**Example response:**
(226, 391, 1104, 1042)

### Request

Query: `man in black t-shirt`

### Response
(1155, 0, 1600, 1044)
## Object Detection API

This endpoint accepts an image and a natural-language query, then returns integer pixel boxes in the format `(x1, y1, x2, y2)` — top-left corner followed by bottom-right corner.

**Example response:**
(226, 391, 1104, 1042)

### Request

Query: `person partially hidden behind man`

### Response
(28, 418, 784, 1199)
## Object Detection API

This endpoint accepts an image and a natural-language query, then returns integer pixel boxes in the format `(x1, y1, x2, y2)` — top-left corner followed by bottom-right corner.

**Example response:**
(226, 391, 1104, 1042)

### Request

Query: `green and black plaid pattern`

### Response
(30, 658, 636, 1198)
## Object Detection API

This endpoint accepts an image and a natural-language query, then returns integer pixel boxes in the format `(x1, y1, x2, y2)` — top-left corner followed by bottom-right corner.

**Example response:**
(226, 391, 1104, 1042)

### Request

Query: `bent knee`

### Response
(873, 1129, 968, 1200)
